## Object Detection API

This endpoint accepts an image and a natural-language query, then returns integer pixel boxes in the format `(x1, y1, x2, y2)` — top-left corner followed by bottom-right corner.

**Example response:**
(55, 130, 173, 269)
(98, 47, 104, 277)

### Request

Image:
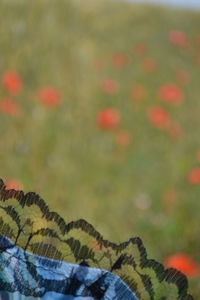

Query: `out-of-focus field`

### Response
(0, 0, 199, 296)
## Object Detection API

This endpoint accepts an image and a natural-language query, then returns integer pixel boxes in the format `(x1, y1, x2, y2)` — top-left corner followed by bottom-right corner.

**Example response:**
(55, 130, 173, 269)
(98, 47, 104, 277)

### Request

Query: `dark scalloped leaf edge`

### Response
(0, 179, 193, 299)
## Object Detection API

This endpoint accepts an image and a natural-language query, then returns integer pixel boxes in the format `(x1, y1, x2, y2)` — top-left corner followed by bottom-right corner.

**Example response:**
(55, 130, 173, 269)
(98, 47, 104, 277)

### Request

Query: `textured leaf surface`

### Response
(0, 179, 193, 299)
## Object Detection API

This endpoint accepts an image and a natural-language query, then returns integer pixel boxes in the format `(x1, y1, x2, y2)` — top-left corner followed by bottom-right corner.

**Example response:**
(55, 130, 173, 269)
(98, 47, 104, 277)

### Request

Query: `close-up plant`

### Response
(0, 0, 199, 298)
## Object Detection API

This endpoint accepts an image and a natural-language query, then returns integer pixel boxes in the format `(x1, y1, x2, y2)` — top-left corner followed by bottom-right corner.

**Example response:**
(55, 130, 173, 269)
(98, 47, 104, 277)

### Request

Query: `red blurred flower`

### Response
(131, 83, 147, 101)
(38, 87, 61, 107)
(100, 79, 119, 95)
(116, 130, 131, 147)
(0, 98, 20, 116)
(90, 241, 105, 252)
(158, 83, 184, 105)
(165, 253, 200, 277)
(132, 43, 148, 56)
(188, 168, 200, 184)
(175, 70, 190, 85)
(97, 108, 121, 130)
(168, 30, 188, 47)
(2, 71, 23, 96)
(168, 122, 183, 139)
(148, 107, 171, 130)
(142, 58, 157, 73)
(5, 179, 23, 190)
(111, 53, 129, 68)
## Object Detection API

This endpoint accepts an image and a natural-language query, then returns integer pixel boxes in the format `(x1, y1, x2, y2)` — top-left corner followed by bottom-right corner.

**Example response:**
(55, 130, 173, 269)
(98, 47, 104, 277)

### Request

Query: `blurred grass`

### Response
(0, 0, 200, 296)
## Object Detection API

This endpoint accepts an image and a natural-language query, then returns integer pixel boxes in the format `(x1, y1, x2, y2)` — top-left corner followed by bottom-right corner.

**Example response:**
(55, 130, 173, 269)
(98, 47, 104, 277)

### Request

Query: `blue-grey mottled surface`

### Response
(0, 235, 138, 300)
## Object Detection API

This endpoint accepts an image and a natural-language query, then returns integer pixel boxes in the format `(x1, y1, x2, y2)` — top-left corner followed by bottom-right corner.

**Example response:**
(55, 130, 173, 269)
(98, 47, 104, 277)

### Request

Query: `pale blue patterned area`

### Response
(0, 235, 138, 299)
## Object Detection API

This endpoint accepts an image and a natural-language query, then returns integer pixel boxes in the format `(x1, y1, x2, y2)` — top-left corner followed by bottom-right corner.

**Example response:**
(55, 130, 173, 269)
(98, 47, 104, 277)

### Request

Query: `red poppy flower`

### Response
(132, 43, 148, 56)
(111, 53, 129, 68)
(38, 87, 61, 107)
(97, 108, 121, 130)
(148, 107, 171, 130)
(158, 83, 184, 105)
(188, 168, 200, 184)
(100, 79, 119, 95)
(90, 241, 105, 252)
(116, 130, 131, 147)
(5, 179, 23, 190)
(0, 98, 20, 116)
(131, 83, 147, 101)
(2, 71, 23, 96)
(165, 253, 200, 277)
(168, 30, 188, 47)
(175, 70, 190, 85)
(142, 59, 157, 73)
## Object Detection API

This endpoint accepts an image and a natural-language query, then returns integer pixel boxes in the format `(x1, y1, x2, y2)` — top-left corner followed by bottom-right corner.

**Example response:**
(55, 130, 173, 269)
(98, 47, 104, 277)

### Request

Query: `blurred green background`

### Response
(0, 0, 199, 296)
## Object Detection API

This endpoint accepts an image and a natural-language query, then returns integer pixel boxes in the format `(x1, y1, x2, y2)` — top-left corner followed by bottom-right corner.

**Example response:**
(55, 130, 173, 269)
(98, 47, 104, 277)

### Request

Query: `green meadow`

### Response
(0, 0, 199, 296)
